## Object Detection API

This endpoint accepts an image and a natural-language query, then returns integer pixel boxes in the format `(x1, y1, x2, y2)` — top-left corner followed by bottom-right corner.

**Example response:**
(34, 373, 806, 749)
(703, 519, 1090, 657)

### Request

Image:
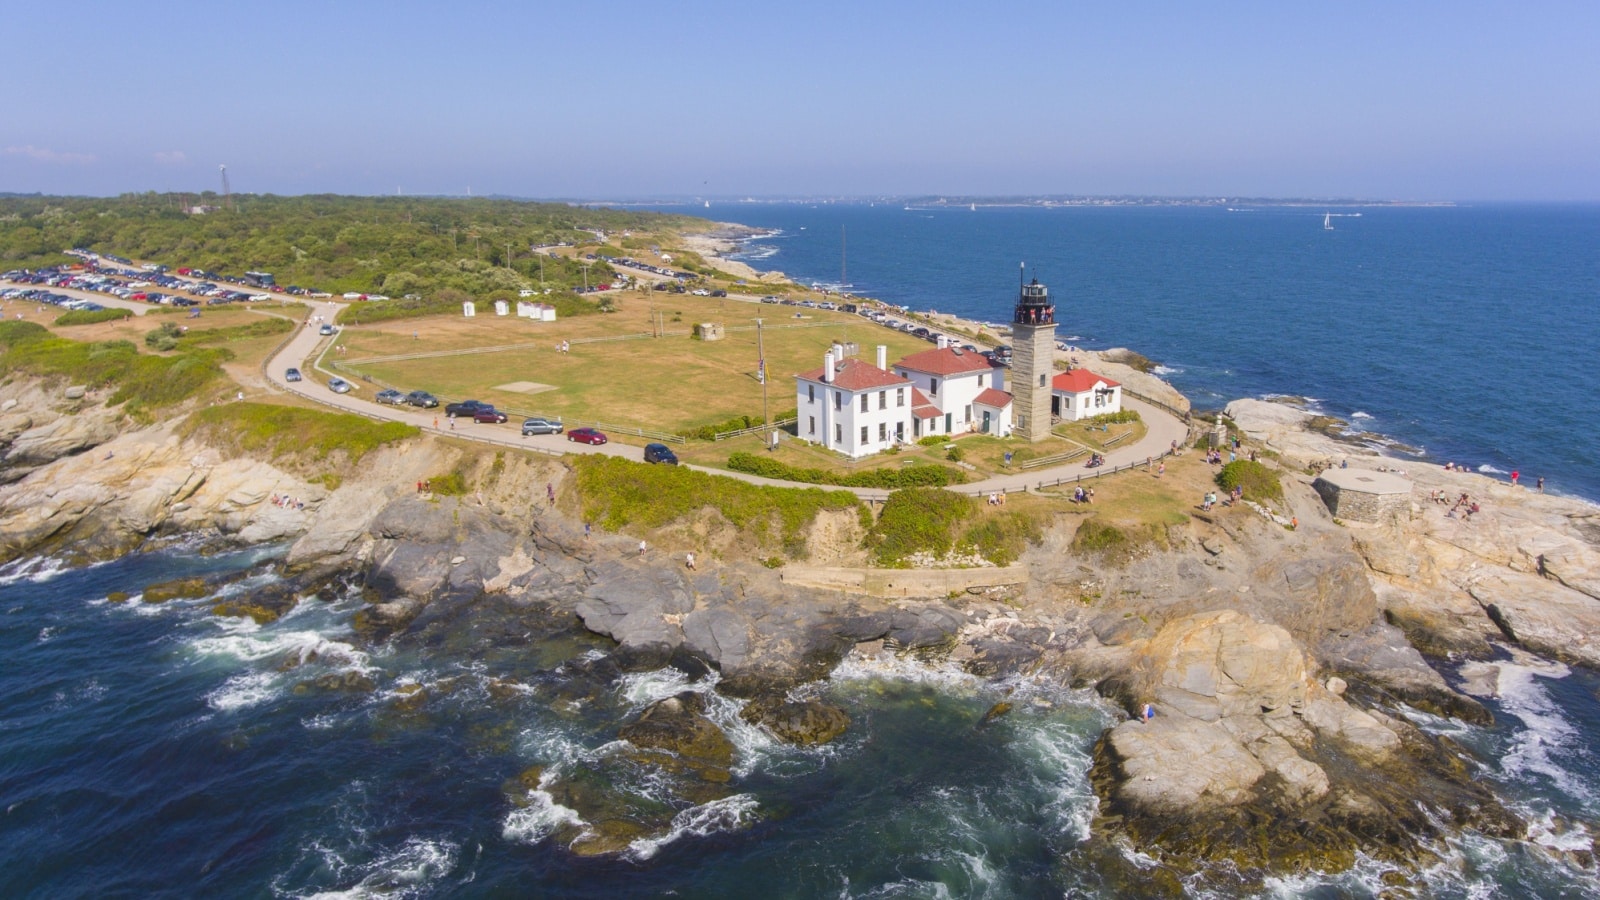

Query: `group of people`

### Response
(1436, 490, 1482, 520)
(986, 491, 1008, 506)
(1201, 490, 1218, 511)
(1084, 453, 1104, 468)
(1072, 486, 1095, 503)
(554, 340, 571, 354)
(1442, 461, 1544, 493)
(414, 480, 433, 493)
(269, 493, 305, 510)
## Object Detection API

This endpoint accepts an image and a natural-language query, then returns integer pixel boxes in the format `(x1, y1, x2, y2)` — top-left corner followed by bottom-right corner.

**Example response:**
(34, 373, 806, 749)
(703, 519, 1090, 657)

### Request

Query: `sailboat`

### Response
(1323, 213, 1334, 231)
(970, 203, 976, 212)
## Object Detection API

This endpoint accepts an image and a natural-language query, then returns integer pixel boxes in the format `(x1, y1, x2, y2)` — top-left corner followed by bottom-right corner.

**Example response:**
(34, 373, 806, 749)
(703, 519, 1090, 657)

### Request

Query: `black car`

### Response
(405, 390, 439, 408)
(445, 399, 490, 417)
(643, 443, 679, 465)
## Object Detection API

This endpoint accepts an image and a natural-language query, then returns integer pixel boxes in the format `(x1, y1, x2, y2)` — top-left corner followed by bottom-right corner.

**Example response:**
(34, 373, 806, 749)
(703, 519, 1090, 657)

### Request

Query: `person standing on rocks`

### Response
(685, 551, 696, 571)
(1538, 476, 1545, 493)
(639, 539, 647, 557)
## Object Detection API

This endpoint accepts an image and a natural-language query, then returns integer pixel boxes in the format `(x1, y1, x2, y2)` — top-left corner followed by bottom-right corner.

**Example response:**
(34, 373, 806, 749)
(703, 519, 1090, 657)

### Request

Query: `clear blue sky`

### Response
(5, 1, 1598, 200)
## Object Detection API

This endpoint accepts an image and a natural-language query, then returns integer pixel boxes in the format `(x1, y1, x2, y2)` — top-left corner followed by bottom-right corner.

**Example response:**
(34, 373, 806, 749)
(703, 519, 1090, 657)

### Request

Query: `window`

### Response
(834, 391, 843, 411)
(878, 422, 887, 442)
(860, 393, 868, 413)
(1039, 374, 1047, 388)
(878, 391, 887, 410)
(978, 373, 985, 388)
(808, 384, 815, 404)
(835, 423, 842, 444)
(896, 388, 905, 407)
(929, 378, 938, 396)
(808, 415, 816, 435)
(964, 404, 972, 422)
(860, 425, 869, 444)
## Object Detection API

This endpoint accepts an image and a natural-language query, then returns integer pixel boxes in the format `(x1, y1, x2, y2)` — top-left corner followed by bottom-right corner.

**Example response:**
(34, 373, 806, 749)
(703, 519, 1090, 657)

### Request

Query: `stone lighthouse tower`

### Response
(1010, 271, 1057, 442)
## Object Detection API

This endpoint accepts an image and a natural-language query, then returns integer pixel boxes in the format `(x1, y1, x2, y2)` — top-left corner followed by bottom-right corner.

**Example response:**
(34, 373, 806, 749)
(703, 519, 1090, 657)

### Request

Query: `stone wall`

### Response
(1313, 477, 1411, 524)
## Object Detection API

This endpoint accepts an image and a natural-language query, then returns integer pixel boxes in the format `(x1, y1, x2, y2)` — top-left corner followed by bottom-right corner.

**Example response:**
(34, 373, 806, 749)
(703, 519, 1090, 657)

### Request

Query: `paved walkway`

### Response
(262, 302, 1191, 499)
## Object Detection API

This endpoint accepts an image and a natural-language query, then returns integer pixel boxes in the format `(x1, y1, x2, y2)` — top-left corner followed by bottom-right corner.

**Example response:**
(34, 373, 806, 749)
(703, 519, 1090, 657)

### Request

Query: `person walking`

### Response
(584, 522, 592, 539)
(639, 539, 647, 557)
(685, 552, 696, 571)
(1537, 476, 1545, 493)
(1511, 470, 1520, 486)
(1156, 461, 1165, 478)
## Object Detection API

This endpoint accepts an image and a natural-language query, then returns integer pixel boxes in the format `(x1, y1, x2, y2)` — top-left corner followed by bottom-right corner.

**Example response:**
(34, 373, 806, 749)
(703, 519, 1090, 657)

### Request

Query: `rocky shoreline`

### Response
(3, 376, 1599, 879)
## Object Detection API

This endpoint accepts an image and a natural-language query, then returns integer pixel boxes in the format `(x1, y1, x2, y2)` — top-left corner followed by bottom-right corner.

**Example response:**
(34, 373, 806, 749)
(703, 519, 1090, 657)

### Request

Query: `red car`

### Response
(567, 427, 608, 445)
(472, 408, 508, 424)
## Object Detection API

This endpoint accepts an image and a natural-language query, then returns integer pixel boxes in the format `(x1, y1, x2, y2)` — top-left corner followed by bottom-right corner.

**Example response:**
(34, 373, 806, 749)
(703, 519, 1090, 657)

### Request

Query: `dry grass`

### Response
(337, 297, 934, 433)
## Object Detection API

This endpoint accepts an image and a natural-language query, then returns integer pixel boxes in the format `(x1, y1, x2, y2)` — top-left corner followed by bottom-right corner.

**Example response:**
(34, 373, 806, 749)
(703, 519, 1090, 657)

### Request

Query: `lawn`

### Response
(336, 296, 935, 434)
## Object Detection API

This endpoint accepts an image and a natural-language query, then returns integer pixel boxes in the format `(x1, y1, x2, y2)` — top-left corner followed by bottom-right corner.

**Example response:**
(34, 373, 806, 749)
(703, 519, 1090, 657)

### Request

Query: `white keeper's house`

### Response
(795, 341, 1012, 459)
(1052, 369, 1122, 421)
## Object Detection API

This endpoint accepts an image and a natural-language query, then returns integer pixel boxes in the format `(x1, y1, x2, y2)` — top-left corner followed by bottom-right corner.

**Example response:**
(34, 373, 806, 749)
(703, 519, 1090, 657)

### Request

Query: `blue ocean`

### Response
(705, 202, 1600, 504)
(4, 203, 1600, 898)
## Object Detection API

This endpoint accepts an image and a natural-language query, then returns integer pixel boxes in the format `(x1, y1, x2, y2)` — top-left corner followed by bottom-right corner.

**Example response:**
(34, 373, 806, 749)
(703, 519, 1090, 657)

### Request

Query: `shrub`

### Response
(573, 455, 861, 557)
(1215, 459, 1283, 504)
(866, 488, 976, 566)
(1071, 519, 1129, 556)
(727, 452, 966, 489)
(945, 445, 964, 463)
(961, 511, 1043, 566)
(427, 471, 469, 496)
(144, 322, 182, 351)
(1082, 409, 1141, 425)
(917, 435, 947, 447)
(55, 308, 132, 326)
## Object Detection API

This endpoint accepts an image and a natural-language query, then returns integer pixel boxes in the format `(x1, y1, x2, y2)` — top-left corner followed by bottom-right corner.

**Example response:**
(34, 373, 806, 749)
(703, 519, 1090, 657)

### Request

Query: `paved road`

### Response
(262, 302, 1191, 497)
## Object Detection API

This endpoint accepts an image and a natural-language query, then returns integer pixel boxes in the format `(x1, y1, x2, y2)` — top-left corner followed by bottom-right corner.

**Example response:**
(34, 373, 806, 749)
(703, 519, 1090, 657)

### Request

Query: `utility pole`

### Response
(506, 241, 513, 270)
(756, 317, 769, 432)
(580, 263, 591, 292)
(219, 164, 232, 211)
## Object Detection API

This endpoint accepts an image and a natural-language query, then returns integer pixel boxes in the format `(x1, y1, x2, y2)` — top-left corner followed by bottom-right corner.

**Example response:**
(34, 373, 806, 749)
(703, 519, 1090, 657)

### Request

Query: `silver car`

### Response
(375, 388, 404, 404)
(328, 377, 353, 394)
(521, 417, 563, 436)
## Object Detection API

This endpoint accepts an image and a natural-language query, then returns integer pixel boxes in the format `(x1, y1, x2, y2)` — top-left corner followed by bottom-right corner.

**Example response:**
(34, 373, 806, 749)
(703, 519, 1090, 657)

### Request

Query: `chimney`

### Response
(937, 335, 949, 350)
(824, 350, 836, 384)
(876, 345, 887, 370)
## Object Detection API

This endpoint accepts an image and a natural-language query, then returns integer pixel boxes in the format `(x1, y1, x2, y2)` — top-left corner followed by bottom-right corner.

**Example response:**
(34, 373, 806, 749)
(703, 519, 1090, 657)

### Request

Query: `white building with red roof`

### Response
(893, 343, 1012, 438)
(794, 342, 1013, 458)
(1052, 369, 1122, 421)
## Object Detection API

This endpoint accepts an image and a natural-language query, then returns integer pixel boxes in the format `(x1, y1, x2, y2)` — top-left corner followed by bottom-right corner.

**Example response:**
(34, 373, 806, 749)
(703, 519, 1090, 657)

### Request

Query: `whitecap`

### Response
(1478, 463, 1508, 475)
(501, 782, 584, 846)
(1351, 410, 1374, 419)
(207, 670, 282, 712)
(1151, 364, 1183, 376)
(36, 625, 56, 642)
(300, 837, 458, 900)
(1494, 659, 1593, 803)
(624, 793, 760, 861)
(0, 555, 99, 586)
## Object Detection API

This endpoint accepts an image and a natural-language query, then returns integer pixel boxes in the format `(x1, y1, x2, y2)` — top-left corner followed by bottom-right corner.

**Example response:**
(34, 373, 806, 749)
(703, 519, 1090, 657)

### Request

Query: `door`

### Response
(944, 413, 952, 433)
(982, 410, 991, 433)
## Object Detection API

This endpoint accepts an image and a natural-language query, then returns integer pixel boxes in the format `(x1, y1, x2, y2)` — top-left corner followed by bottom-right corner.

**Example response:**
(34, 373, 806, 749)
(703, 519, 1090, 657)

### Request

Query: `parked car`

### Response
(521, 417, 563, 435)
(404, 390, 439, 408)
(284, 367, 302, 382)
(445, 399, 490, 418)
(472, 408, 508, 424)
(567, 427, 608, 445)
(375, 388, 404, 405)
(643, 443, 678, 465)
(328, 377, 353, 394)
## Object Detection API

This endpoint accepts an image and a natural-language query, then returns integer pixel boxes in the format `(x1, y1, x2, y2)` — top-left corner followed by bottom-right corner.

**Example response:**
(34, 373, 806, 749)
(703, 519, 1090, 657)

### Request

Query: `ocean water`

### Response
(4, 548, 1600, 898)
(674, 202, 1600, 503)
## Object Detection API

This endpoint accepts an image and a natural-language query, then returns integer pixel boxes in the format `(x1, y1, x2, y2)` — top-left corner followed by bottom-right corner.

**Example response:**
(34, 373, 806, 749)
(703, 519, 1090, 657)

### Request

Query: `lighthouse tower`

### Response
(1010, 273, 1058, 442)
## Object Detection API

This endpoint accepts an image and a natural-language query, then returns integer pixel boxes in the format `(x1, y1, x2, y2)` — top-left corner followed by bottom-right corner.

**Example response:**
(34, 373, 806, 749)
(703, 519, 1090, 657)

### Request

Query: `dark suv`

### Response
(643, 443, 679, 465)
(404, 390, 439, 408)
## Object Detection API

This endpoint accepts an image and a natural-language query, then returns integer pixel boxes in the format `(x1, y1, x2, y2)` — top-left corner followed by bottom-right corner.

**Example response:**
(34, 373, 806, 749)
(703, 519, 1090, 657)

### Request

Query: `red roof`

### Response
(795, 357, 910, 392)
(1052, 369, 1120, 393)
(895, 347, 996, 377)
(909, 387, 942, 419)
(972, 387, 1013, 409)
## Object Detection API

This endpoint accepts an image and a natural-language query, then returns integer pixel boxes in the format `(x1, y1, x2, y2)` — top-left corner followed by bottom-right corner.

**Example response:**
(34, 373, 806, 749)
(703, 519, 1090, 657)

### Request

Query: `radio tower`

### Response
(219, 164, 232, 211)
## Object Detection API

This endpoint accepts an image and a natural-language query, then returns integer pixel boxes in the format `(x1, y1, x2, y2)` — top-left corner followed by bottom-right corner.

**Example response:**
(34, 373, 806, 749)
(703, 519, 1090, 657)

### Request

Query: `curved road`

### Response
(263, 301, 1190, 499)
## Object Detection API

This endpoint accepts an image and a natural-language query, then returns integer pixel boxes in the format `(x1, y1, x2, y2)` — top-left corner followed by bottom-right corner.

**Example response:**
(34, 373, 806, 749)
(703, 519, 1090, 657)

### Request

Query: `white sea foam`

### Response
(299, 837, 458, 900)
(1494, 658, 1594, 803)
(0, 555, 104, 585)
(1478, 463, 1509, 475)
(501, 783, 584, 846)
(624, 793, 760, 861)
(829, 647, 983, 693)
(1351, 410, 1374, 419)
(1152, 364, 1183, 376)
(36, 625, 56, 642)
(207, 670, 282, 712)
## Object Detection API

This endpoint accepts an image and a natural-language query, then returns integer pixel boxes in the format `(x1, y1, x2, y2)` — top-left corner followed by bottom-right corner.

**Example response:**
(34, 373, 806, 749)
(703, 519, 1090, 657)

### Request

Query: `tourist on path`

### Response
(1156, 462, 1165, 478)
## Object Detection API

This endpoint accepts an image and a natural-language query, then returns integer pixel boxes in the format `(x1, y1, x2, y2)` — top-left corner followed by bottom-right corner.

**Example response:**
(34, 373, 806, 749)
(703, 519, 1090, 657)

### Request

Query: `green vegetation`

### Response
(426, 471, 470, 496)
(1215, 459, 1283, 504)
(145, 322, 183, 351)
(573, 455, 861, 557)
(727, 452, 966, 489)
(866, 488, 976, 566)
(0, 193, 703, 298)
(1069, 518, 1147, 566)
(54, 308, 133, 326)
(917, 434, 948, 447)
(960, 511, 1043, 566)
(0, 320, 228, 416)
(182, 316, 296, 345)
(184, 402, 419, 464)
(1082, 409, 1141, 425)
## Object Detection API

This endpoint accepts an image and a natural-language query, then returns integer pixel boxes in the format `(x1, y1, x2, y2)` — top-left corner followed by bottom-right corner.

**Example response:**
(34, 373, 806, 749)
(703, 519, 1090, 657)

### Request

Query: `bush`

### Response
(184, 402, 418, 464)
(426, 471, 469, 496)
(1071, 519, 1130, 556)
(867, 488, 976, 566)
(727, 452, 966, 489)
(573, 455, 861, 557)
(1215, 459, 1283, 504)
(961, 511, 1043, 566)
(917, 435, 948, 447)
(145, 322, 182, 351)
(945, 445, 964, 462)
(1082, 409, 1141, 425)
(54, 308, 132, 326)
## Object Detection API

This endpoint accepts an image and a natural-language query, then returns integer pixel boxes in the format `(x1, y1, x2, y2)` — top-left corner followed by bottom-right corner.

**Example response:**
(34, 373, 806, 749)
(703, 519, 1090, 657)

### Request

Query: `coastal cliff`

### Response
(3, 376, 1598, 878)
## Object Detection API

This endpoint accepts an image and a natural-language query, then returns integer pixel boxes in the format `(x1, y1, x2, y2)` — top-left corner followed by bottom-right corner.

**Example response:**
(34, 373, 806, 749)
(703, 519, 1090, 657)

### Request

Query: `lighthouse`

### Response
(1010, 271, 1057, 442)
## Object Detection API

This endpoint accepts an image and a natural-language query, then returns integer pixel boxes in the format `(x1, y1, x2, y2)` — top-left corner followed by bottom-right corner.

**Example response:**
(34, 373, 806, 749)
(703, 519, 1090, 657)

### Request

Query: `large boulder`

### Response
(1142, 610, 1309, 721)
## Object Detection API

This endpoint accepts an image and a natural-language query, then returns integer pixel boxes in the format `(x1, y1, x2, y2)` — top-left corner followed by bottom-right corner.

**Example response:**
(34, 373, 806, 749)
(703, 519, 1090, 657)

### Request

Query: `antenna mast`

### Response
(219, 165, 232, 211)
(841, 225, 847, 286)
